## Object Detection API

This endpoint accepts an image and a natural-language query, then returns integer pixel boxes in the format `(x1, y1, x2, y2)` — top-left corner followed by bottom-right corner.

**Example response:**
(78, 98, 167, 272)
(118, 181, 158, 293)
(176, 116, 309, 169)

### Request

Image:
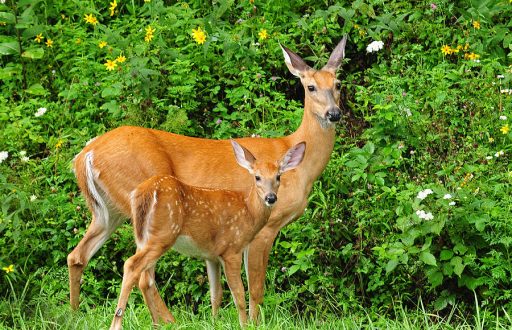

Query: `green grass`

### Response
(1, 272, 511, 330)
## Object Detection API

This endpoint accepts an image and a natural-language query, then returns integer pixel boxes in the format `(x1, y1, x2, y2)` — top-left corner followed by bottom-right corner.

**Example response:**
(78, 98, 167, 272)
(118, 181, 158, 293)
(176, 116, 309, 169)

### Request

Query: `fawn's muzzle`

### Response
(265, 193, 277, 205)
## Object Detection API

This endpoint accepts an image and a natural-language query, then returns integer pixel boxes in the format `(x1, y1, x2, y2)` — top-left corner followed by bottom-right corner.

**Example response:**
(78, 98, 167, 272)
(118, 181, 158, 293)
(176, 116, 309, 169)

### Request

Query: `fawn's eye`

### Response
(307, 85, 316, 92)
(276, 174, 281, 182)
(335, 82, 342, 89)
(255, 176, 261, 181)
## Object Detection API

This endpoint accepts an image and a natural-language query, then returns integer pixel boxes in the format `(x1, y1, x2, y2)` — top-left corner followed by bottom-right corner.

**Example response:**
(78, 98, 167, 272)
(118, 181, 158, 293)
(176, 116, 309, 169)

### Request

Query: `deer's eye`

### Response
(276, 174, 281, 182)
(255, 176, 261, 181)
(335, 82, 342, 89)
(307, 85, 316, 92)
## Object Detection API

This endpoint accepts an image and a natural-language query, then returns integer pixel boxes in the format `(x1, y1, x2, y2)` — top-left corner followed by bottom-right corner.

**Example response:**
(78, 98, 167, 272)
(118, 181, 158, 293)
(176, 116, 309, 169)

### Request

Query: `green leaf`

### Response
(101, 82, 123, 98)
(0, 12, 16, 24)
(21, 47, 44, 59)
(440, 249, 454, 261)
(420, 251, 437, 266)
(288, 264, 300, 276)
(0, 42, 20, 55)
(0, 65, 21, 80)
(25, 83, 47, 95)
(100, 100, 120, 116)
(18, 0, 43, 7)
(450, 256, 465, 277)
(427, 270, 443, 288)
(385, 259, 399, 274)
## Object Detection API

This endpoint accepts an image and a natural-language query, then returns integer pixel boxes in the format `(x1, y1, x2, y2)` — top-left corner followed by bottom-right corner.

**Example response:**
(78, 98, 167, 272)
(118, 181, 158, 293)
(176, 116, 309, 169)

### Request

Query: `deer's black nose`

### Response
(265, 193, 277, 205)
(326, 108, 341, 122)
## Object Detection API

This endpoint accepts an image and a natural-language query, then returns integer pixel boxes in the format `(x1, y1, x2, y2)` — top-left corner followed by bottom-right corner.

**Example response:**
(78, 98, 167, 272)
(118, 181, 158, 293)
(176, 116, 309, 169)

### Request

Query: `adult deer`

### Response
(110, 141, 305, 329)
(68, 35, 347, 324)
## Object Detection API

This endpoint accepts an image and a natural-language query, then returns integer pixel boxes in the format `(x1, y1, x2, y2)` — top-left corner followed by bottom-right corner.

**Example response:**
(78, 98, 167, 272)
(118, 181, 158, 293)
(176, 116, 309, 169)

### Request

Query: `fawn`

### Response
(110, 140, 306, 329)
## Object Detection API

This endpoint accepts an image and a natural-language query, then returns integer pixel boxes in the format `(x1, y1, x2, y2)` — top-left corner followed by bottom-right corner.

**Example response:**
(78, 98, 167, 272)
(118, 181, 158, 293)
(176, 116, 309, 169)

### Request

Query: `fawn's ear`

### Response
(280, 44, 311, 78)
(231, 140, 257, 173)
(279, 142, 306, 173)
(322, 35, 348, 73)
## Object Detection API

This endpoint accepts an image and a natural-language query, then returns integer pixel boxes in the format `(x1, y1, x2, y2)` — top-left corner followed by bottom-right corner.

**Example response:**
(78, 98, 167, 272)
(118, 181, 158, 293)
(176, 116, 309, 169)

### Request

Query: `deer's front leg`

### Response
(222, 253, 247, 327)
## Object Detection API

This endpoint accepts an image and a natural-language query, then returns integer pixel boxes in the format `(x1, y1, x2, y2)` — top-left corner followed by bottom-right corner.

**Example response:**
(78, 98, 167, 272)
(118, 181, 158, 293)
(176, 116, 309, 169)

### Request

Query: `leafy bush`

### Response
(1, 0, 511, 325)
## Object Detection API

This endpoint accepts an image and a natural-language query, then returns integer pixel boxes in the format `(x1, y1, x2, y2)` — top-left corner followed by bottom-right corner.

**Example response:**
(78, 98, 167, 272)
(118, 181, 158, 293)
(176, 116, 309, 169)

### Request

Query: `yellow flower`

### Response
(46, 39, 53, 48)
(104, 59, 117, 71)
(465, 52, 480, 60)
(473, 20, 480, 29)
(258, 29, 269, 40)
(84, 13, 98, 25)
(500, 124, 510, 135)
(115, 55, 126, 63)
(488, 137, 494, 143)
(109, 0, 117, 16)
(145, 26, 155, 35)
(99, 41, 108, 48)
(55, 139, 64, 149)
(354, 24, 360, 29)
(35, 33, 44, 43)
(76, 38, 82, 44)
(192, 27, 206, 45)
(145, 26, 155, 42)
(144, 0, 151, 2)
(441, 45, 452, 55)
(2, 264, 14, 273)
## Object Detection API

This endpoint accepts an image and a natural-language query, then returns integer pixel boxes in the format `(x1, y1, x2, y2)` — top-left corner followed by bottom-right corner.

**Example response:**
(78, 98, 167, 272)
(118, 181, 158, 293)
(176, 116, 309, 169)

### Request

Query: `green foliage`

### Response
(1, 0, 512, 327)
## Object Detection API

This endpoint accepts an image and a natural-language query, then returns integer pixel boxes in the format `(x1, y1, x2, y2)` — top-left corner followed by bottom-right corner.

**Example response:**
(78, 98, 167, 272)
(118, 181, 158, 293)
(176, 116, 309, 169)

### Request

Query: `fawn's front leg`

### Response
(110, 246, 168, 330)
(139, 266, 176, 324)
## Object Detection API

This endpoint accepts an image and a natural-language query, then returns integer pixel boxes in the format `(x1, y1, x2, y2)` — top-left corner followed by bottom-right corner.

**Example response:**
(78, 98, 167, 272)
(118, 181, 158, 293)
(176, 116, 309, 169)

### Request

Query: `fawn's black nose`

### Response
(326, 108, 341, 122)
(265, 193, 277, 205)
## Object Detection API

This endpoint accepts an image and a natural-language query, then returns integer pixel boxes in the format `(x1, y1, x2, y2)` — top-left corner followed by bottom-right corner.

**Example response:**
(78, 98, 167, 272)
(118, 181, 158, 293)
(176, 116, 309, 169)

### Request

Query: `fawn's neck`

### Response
(245, 186, 272, 229)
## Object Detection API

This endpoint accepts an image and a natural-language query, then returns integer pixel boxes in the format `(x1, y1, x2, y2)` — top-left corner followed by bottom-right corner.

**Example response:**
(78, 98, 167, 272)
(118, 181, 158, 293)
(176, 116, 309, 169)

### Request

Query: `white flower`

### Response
(35, 107, 47, 117)
(495, 150, 505, 158)
(30, 195, 37, 202)
(417, 188, 433, 200)
(21, 156, 29, 162)
(497, 75, 505, 79)
(499, 115, 507, 120)
(485, 156, 493, 160)
(443, 194, 452, 199)
(0, 151, 8, 163)
(416, 209, 434, 220)
(366, 40, 384, 53)
(449, 201, 456, 206)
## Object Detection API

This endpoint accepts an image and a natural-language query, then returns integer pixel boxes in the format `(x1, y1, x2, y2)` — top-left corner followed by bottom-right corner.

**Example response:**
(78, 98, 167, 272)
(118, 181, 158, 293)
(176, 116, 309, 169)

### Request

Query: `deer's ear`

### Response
(231, 140, 256, 173)
(279, 142, 306, 173)
(280, 44, 311, 77)
(322, 35, 348, 73)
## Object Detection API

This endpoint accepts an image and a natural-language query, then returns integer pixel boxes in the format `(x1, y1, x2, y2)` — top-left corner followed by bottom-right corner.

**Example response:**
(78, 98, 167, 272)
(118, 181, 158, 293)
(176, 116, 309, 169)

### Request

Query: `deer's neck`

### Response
(287, 97, 337, 183)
